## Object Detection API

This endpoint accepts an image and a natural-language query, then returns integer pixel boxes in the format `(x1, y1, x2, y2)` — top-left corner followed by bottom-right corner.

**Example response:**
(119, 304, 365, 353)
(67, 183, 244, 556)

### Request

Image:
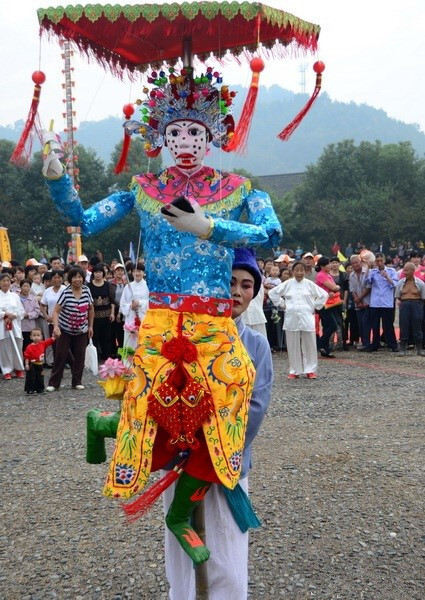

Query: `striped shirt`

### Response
(57, 285, 93, 335)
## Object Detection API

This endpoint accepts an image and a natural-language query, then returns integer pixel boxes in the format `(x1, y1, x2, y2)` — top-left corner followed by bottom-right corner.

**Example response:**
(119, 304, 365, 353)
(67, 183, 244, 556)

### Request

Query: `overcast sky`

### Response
(1, 0, 424, 134)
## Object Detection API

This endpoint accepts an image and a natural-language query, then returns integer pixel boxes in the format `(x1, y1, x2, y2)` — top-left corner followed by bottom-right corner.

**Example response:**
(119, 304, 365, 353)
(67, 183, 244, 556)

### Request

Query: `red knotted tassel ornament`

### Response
(10, 71, 46, 166)
(114, 103, 135, 174)
(277, 61, 325, 141)
(224, 57, 265, 154)
(122, 457, 187, 522)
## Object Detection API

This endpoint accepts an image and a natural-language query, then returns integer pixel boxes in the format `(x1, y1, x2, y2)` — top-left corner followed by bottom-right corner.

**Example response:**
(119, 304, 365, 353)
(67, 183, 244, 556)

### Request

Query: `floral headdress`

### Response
(114, 66, 236, 172)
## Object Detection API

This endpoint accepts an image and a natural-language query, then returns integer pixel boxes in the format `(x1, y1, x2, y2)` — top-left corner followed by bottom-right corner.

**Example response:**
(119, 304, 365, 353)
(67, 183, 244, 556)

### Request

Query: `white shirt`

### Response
(119, 279, 149, 325)
(0, 290, 25, 339)
(268, 278, 328, 331)
(242, 285, 267, 326)
(40, 285, 66, 316)
(31, 282, 45, 300)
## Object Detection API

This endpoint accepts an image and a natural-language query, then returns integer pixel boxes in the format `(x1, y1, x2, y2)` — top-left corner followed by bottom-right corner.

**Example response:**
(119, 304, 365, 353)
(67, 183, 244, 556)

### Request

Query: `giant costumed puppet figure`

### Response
(42, 66, 280, 566)
(26, 2, 323, 568)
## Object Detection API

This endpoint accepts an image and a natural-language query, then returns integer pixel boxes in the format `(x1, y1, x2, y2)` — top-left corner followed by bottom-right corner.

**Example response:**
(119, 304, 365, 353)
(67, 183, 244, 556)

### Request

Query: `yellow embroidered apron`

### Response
(104, 301, 255, 499)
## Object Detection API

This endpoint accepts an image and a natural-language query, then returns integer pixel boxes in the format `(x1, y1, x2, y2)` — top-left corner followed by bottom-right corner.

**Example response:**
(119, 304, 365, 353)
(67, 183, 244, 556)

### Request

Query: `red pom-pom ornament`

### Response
(313, 61, 325, 74)
(250, 57, 265, 73)
(32, 71, 46, 85)
(161, 337, 198, 364)
(123, 103, 135, 119)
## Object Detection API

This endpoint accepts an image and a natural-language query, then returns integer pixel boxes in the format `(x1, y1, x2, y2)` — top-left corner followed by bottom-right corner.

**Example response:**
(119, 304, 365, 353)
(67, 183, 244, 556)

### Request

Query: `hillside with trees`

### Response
(1, 86, 424, 175)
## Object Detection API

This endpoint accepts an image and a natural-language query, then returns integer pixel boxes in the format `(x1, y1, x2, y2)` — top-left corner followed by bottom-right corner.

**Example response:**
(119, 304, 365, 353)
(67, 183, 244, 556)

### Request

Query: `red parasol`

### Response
(10, 1, 322, 166)
(37, 2, 320, 77)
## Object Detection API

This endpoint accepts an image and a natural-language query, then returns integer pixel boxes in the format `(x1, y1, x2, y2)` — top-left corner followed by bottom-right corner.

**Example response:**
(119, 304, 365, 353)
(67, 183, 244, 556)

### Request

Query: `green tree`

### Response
(0, 137, 163, 263)
(279, 139, 425, 252)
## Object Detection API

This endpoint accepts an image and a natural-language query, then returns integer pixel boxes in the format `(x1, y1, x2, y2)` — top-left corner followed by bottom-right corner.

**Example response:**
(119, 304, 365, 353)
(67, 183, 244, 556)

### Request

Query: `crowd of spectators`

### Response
(253, 243, 425, 375)
(1, 241, 424, 388)
(0, 253, 148, 391)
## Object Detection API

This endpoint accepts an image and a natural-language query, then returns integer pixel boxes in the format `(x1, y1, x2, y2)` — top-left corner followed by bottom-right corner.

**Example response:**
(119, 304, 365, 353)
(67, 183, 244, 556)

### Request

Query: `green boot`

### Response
(417, 342, 425, 357)
(86, 409, 120, 464)
(165, 472, 211, 565)
(397, 341, 407, 357)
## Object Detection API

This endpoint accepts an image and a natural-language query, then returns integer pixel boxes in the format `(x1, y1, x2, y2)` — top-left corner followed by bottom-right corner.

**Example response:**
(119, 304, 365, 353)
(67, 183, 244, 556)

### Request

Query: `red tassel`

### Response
(10, 71, 46, 167)
(122, 459, 187, 523)
(224, 57, 264, 154)
(278, 61, 325, 141)
(114, 103, 135, 174)
(114, 132, 131, 174)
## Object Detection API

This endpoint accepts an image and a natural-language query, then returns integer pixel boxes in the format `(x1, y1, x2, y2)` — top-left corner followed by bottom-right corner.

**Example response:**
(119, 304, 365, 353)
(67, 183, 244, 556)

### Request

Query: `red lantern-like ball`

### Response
(250, 57, 265, 74)
(32, 71, 46, 85)
(313, 61, 325, 74)
(123, 103, 135, 119)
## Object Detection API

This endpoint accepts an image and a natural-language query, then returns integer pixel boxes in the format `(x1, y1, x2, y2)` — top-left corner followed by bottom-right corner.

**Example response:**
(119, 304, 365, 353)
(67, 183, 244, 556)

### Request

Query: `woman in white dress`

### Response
(119, 262, 149, 351)
(241, 281, 267, 337)
(0, 273, 25, 380)
(268, 261, 328, 379)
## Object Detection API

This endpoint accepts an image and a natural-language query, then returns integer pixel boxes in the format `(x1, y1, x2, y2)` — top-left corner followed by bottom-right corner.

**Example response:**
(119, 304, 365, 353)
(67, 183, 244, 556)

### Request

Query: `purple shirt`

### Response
(366, 267, 398, 308)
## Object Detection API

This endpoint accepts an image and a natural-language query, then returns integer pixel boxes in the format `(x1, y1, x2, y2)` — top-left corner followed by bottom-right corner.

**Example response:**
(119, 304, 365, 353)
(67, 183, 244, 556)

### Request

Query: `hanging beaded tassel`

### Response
(10, 71, 46, 166)
(224, 57, 265, 154)
(114, 103, 135, 174)
(277, 61, 325, 141)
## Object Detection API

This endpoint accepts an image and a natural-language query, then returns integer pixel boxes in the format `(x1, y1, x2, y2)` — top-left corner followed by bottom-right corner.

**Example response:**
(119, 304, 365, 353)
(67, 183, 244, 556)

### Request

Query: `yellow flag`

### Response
(75, 233, 82, 260)
(337, 250, 347, 272)
(0, 227, 12, 261)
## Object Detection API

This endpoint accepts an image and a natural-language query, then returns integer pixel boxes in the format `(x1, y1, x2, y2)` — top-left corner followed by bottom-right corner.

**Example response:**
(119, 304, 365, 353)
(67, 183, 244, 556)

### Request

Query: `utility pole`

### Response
(61, 41, 81, 262)
(299, 63, 307, 94)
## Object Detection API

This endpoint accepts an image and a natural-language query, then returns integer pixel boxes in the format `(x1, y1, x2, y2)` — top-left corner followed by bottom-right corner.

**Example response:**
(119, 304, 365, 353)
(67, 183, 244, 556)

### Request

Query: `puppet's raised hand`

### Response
(41, 130, 65, 179)
(161, 198, 212, 238)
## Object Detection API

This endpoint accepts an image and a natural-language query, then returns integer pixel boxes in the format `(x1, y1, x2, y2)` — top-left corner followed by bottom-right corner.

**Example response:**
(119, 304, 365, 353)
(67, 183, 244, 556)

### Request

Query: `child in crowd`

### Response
(264, 265, 284, 351)
(19, 279, 40, 350)
(264, 265, 282, 289)
(31, 271, 45, 302)
(23, 327, 54, 394)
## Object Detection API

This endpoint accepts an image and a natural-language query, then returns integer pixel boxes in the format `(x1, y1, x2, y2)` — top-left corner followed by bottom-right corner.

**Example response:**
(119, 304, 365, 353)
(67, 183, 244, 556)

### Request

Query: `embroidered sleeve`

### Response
(45, 174, 135, 237)
(208, 188, 282, 248)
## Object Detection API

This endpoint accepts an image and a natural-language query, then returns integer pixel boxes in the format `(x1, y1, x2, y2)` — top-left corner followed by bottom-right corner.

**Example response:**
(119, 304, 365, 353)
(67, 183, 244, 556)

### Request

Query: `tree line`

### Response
(0, 137, 423, 263)
(272, 139, 425, 252)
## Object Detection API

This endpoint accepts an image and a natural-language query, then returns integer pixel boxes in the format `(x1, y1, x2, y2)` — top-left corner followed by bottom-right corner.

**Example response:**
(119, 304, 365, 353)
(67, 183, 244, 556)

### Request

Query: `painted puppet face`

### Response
(165, 120, 208, 170)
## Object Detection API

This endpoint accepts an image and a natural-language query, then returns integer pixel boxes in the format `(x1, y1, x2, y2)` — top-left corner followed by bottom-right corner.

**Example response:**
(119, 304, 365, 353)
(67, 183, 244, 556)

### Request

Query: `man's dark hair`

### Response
(375, 252, 385, 260)
(50, 269, 65, 278)
(50, 255, 62, 263)
(89, 255, 101, 267)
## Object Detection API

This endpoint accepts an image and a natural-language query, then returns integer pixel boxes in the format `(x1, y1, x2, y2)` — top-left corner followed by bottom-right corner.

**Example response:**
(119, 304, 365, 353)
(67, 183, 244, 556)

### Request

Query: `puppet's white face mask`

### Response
(165, 120, 208, 171)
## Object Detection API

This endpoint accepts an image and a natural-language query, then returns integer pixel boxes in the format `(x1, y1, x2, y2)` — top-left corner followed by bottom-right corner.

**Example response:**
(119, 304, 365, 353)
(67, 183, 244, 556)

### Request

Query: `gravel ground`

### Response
(1, 348, 424, 600)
